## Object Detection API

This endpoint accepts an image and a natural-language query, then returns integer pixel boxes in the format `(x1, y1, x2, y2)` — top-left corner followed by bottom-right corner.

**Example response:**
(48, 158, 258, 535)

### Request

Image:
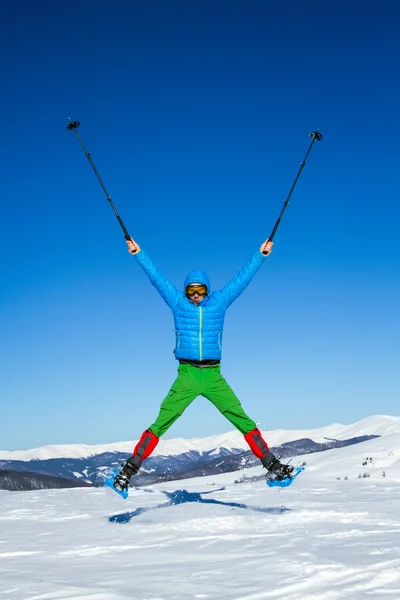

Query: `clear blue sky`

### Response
(1, 0, 399, 451)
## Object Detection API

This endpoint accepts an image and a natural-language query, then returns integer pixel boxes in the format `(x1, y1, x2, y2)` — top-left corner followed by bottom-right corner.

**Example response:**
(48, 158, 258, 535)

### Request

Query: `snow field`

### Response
(1, 432, 400, 599)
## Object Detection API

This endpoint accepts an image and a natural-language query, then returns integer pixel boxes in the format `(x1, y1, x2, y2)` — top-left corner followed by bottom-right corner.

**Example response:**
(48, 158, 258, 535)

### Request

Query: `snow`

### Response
(1, 431, 400, 599)
(1, 414, 399, 461)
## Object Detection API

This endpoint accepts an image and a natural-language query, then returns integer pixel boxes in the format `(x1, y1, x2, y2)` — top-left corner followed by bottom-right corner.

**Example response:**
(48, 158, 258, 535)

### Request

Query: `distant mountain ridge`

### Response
(1, 414, 398, 461)
(0, 435, 380, 491)
(0, 470, 93, 492)
(0, 416, 397, 491)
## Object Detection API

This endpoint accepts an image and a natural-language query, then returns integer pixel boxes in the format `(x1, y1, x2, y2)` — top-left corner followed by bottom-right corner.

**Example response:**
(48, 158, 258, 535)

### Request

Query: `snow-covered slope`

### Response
(1, 414, 399, 461)
(1, 431, 400, 600)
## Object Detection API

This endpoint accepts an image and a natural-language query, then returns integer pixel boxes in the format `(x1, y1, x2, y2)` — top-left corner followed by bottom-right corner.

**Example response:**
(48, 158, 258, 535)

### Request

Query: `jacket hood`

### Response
(184, 269, 211, 293)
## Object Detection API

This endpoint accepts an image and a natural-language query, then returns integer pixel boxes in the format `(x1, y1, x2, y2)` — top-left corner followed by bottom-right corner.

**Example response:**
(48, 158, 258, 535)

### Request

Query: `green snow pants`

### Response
(148, 363, 257, 438)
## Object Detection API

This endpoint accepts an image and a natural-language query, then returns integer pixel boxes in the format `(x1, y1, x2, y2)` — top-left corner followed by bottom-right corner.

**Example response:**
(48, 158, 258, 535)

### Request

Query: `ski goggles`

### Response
(186, 284, 208, 297)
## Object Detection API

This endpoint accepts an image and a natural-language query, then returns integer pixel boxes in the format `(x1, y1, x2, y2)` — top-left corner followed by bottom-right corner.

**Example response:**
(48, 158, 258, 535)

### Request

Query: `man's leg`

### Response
(202, 368, 285, 471)
(148, 363, 205, 436)
(114, 364, 200, 491)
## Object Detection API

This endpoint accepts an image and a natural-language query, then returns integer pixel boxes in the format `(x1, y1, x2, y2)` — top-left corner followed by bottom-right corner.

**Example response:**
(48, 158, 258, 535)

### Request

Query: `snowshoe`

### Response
(104, 456, 140, 500)
(266, 466, 304, 487)
(262, 456, 304, 488)
(266, 460, 304, 487)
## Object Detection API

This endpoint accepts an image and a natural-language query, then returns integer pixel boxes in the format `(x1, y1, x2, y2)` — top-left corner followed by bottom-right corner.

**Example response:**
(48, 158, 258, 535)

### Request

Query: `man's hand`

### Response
(126, 238, 141, 255)
(260, 239, 273, 256)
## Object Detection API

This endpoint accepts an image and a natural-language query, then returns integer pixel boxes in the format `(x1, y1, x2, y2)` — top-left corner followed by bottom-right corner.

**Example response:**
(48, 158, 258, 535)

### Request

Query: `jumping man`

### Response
(113, 237, 295, 493)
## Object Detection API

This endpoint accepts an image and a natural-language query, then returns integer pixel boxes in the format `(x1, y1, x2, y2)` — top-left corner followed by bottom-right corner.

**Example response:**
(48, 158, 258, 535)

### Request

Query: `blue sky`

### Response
(1, 0, 399, 450)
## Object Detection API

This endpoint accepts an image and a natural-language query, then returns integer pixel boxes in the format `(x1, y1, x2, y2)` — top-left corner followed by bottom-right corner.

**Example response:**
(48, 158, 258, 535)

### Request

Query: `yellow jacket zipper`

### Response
(199, 306, 203, 361)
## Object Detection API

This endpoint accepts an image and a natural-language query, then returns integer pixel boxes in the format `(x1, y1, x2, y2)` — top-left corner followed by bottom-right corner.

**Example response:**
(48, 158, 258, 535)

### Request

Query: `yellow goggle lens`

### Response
(186, 284, 208, 296)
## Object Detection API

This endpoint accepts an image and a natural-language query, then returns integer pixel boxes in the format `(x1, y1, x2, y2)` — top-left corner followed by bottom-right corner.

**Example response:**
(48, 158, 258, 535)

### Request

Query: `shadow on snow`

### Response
(109, 488, 290, 524)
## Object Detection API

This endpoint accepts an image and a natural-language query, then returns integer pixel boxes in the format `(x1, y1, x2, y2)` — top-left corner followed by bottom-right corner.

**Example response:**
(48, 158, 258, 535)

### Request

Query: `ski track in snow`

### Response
(1, 474, 400, 600)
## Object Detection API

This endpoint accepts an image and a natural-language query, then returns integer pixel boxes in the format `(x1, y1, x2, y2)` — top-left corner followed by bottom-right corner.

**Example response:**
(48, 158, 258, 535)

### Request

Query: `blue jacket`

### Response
(135, 249, 267, 361)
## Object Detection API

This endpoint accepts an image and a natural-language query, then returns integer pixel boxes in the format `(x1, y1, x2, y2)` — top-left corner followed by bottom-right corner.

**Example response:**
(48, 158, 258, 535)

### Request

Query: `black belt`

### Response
(179, 359, 220, 369)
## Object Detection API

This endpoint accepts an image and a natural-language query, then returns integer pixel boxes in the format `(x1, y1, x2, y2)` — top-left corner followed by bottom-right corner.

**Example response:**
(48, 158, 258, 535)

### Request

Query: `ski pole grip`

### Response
(126, 236, 140, 254)
(125, 234, 139, 252)
(262, 238, 273, 255)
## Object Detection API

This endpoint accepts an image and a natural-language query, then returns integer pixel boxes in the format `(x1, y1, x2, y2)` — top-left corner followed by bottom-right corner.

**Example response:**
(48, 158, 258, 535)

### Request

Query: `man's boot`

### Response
(244, 428, 295, 482)
(113, 456, 141, 493)
(261, 454, 295, 482)
(113, 429, 159, 493)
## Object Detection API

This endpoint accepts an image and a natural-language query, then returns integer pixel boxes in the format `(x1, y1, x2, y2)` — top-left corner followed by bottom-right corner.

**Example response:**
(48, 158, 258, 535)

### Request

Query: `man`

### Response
(113, 237, 295, 493)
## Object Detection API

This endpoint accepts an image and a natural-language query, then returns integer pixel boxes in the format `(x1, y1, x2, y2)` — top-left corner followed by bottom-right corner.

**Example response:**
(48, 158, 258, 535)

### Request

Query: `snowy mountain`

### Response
(1, 429, 400, 599)
(1, 414, 398, 461)
(0, 415, 397, 490)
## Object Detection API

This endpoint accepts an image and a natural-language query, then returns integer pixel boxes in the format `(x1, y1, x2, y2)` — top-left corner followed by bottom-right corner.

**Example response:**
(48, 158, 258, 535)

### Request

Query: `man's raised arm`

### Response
(214, 239, 273, 308)
(126, 238, 178, 309)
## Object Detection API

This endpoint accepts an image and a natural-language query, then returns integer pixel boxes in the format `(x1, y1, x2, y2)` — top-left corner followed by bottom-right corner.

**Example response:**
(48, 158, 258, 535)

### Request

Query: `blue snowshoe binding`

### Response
(104, 456, 140, 500)
(266, 466, 304, 488)
(262, 455, 304, 488)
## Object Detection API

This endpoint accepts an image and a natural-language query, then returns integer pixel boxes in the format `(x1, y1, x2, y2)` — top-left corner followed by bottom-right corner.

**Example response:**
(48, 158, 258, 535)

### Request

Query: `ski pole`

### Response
(263, 130, 323, 254)
(66, 118, 131, 240)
